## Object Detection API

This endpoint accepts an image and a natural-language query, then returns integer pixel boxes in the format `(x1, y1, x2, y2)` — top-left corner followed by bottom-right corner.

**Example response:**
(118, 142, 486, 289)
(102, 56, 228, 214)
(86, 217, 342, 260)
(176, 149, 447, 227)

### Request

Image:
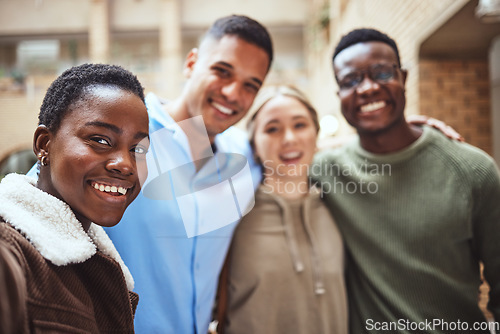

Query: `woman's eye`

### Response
(133, 145, 148, 155)
(265, 127, 279, 134)
(295, 122, 307, 129)
(91, 137, 110, 146)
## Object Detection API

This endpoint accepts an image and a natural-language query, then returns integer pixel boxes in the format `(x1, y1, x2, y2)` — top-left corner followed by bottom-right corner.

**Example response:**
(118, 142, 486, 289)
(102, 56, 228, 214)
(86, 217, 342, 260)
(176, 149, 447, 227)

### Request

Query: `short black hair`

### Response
(39, 63, 145, 133)
(203, 15, 273, 70)
(332, 28, 401, 67)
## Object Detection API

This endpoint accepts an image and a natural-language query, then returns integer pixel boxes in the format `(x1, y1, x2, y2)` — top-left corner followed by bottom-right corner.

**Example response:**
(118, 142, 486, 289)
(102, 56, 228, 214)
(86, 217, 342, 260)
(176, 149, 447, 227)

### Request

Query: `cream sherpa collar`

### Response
(0, 173, 134, 290)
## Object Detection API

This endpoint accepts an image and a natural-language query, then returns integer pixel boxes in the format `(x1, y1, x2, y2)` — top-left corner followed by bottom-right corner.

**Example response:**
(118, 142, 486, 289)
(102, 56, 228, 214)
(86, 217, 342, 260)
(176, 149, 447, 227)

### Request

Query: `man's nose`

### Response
(221, 81, 241, 102)
(356, 74, 380, 94)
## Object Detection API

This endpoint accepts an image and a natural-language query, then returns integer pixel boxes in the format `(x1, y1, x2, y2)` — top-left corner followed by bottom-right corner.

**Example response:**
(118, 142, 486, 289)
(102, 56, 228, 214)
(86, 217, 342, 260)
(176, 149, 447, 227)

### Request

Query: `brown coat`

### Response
(0, 240, 28, 334)
(0, 174, 138, 333)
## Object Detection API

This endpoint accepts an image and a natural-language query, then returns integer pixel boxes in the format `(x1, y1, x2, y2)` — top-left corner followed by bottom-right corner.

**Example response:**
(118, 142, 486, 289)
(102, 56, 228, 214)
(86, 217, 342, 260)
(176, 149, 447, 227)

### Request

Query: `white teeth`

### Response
(281, 151, 301, 160)
(360, 101, 386, 113)
(93, 182, 128, 195)
(212, 102, 234, 115)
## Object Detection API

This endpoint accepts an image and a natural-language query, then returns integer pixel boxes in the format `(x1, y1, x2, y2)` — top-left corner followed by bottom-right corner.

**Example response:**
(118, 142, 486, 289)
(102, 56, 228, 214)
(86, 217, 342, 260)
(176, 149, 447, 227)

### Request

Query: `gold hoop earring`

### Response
(40, 155, 48, 166)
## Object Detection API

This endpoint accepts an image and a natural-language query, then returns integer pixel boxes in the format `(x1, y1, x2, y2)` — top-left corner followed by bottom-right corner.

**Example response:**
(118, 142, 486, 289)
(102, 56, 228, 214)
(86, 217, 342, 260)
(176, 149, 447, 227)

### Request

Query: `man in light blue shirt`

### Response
(105, 15, 273, 333)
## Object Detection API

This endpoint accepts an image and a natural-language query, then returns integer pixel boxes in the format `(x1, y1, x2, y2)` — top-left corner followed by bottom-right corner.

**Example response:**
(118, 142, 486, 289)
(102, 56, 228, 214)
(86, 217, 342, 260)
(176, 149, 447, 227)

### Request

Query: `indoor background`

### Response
(0, 0, 499, 321)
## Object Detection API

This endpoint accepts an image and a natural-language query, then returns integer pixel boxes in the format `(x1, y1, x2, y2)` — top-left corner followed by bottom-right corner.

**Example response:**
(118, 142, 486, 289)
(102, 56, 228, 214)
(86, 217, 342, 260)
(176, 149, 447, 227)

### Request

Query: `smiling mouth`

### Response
(280, 151, 303, 162)
(211, 101, 237, 116)
(360, 101, 386, 113)
(91, 181, 129, 196)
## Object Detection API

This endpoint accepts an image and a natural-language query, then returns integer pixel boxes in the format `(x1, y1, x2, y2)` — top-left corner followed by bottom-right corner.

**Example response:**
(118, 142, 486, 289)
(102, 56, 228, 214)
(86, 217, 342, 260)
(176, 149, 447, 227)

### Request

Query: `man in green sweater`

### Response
(313, 28, 500, 333)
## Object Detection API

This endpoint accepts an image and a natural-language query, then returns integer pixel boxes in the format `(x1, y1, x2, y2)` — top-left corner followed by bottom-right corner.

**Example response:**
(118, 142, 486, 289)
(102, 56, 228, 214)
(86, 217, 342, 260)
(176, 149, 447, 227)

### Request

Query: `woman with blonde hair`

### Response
(216, 85, 348, 334)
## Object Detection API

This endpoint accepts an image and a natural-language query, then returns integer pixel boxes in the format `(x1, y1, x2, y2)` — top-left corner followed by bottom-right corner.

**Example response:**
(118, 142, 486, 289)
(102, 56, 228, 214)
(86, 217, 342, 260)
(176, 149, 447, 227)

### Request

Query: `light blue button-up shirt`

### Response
(104, 93, 261, 334)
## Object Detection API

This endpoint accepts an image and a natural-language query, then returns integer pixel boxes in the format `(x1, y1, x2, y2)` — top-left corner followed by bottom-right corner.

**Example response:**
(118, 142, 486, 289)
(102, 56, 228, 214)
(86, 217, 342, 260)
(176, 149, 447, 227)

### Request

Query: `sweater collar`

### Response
(0, 173, 134, 290)
(352, 126, 433, 164)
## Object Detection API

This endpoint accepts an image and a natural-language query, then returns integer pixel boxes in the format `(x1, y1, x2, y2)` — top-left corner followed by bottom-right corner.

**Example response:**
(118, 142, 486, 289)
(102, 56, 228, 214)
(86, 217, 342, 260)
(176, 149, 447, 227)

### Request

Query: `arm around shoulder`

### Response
(473, 159, 500, 321)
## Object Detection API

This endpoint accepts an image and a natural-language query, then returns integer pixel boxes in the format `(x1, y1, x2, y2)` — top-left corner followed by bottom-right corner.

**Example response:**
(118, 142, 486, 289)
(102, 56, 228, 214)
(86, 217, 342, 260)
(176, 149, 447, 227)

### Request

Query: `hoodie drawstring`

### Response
(273, 192, 325, 295)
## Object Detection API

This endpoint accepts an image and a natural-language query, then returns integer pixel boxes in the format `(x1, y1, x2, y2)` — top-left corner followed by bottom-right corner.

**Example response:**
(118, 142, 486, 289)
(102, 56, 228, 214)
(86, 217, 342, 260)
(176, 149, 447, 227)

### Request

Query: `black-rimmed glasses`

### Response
(337, 63, 399, 91)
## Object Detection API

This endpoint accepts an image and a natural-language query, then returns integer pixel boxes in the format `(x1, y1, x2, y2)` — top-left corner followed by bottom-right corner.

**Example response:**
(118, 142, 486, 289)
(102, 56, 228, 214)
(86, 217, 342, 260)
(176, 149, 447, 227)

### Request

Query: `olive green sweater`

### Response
(313, 127, 500, 334)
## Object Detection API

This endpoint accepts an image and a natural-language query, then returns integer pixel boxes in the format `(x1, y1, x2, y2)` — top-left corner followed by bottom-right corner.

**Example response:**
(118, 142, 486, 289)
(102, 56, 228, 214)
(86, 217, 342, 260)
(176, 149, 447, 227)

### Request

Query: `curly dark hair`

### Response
(38, 63, 145, 133)
(332, 28, 401, 67)
(203, 15, 273, 70)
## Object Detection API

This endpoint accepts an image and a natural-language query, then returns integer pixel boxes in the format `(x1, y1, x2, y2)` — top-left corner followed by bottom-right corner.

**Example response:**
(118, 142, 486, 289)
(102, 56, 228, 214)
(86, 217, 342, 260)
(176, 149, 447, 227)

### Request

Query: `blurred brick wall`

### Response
(420, 59, 493, 321)
(419, 59, 492, 154)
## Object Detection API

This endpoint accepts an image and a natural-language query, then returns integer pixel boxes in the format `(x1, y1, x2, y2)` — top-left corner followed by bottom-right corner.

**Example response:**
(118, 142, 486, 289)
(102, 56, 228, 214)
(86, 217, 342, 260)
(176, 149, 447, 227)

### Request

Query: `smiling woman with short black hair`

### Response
(0, 63, 149, 333)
